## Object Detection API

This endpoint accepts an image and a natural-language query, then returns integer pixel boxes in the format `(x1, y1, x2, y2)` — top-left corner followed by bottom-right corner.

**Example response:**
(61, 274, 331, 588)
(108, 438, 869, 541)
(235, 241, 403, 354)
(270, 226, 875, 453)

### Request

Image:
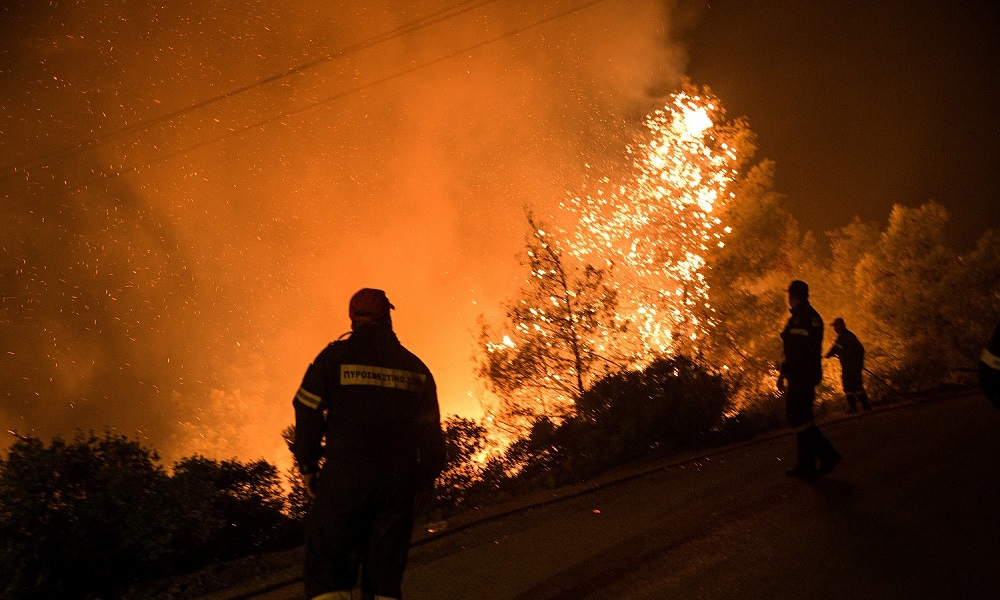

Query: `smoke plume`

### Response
(0, 0, 692, 468)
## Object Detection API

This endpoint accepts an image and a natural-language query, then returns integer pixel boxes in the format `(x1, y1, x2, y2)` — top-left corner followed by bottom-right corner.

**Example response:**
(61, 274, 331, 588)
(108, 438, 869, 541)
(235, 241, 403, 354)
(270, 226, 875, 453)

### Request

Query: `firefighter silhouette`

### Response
(825, 318, 872, 412)
(779, 280, 842, 478)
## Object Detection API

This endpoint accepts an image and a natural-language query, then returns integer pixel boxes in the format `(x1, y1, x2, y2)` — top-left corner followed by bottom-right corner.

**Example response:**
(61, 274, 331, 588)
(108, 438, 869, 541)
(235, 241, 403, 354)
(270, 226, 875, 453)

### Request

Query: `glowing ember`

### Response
(481, 86, 746, 425)
(561, 86, 742, 366)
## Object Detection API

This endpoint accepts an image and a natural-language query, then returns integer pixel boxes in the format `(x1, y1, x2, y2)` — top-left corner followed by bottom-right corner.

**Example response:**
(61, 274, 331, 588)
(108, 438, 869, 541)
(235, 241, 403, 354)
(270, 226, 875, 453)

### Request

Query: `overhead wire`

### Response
(3, 0, 612, 214)
(0, 0, 500, 178)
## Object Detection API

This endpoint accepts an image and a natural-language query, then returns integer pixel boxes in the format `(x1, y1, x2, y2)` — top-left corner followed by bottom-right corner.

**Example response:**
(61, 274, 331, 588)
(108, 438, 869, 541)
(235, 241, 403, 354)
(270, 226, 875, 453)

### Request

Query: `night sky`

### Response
(683, 0, 1000, 246)
(1, 0, 997, 468)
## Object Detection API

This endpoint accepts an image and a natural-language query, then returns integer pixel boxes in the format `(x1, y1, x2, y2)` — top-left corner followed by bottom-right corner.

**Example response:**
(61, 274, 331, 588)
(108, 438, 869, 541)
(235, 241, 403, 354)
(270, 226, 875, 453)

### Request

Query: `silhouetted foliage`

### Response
(577, 356, 730, 447)
(437, 355, 734, 503)
(170, 456, 296, 567)
(805, 202, 1000, 394)
(0, 433, 302, 600)
(0, 433, 175, 599)
(476, 211, 621, 429)
(431, 416, 490, 511)
(546, 355, 732, 482)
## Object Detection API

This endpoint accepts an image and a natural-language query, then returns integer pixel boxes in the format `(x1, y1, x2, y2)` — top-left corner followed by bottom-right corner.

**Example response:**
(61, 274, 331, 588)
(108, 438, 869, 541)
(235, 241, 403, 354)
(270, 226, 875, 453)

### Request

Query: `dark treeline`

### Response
(431, 355, 758, 513)
(1, 353, 772, 600)
(0, 434, 299, 599)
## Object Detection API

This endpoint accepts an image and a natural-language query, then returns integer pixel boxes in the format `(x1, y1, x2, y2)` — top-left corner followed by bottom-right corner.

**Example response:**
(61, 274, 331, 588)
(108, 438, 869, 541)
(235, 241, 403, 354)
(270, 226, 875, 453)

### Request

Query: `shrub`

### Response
(492, 355, 733, 490)
(0, 434, 301, 600)
(0, 433, 174, 599)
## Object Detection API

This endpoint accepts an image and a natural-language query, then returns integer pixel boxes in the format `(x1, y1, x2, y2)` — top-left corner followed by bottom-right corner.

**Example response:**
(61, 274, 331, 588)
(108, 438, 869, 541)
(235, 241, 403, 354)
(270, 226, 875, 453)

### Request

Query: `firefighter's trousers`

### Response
(786, 382, 839, 469)
(305, 477, 417, 600)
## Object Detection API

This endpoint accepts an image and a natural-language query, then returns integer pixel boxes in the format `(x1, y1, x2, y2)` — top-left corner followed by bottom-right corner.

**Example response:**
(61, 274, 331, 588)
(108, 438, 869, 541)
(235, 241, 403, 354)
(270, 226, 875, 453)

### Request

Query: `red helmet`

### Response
(349, 288, 394, 324)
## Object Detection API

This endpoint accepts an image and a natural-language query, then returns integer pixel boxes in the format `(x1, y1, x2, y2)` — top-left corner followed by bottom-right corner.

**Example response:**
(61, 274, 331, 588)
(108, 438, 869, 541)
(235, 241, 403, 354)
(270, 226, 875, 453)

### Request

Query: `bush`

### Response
(431, 416, 490, 511)
(0, 434, 301, 600)
(0, 433, 175, 599)
(170, 456, 299, 569)
(713, 392, 786, 444)
(484, 355, 733, 491)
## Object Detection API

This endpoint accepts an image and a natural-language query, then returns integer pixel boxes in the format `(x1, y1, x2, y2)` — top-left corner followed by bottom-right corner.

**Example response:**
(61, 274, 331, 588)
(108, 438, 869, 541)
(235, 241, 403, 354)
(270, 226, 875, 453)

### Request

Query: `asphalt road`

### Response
(401, 390, 1000, 599)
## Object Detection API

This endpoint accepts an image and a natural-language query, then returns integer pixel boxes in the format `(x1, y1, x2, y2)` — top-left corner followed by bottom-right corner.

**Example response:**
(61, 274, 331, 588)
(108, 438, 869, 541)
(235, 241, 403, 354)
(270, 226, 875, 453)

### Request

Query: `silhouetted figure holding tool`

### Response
(779, 280, 842, 478)
(292, 288, 446, 600)
(825, 317, 872, 412)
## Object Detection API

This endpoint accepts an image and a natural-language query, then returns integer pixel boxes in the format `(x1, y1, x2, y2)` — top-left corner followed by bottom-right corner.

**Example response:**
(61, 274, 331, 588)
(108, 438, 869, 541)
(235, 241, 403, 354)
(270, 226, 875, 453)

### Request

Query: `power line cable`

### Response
(5, 0, 610, 213)
(0, 0, 501, 177)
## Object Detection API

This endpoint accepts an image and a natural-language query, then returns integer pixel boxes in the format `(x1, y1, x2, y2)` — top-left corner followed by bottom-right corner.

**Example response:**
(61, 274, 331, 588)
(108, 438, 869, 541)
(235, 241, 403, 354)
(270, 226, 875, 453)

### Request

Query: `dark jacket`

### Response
(780, 300, 824, 387)
(292, 323, 446, 489)
(826, 328, 865, 376)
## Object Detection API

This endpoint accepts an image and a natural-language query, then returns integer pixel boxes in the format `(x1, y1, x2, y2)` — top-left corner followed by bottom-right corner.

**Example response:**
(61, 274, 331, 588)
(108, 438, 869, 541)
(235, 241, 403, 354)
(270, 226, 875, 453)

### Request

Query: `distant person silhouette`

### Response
(779, 280, 842, 478)
(825, 318, 872, 412)
(979, 322, 1000, 409)
(292, 288, 446, 600)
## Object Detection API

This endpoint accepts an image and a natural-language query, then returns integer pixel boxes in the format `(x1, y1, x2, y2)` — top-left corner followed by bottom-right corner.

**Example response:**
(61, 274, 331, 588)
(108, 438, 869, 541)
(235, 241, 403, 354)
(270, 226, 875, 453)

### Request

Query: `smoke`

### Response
(0, 0, 691, 467)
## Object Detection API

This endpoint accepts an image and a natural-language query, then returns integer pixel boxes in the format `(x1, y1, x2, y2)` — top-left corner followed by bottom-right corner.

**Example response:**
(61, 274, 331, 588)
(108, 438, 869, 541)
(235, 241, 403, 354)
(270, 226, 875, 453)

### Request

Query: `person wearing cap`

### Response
(825, 317, 872, 413)
(292, 288, 446, 600)
(779, 280, 842, 478)
(979, 322, 1000, 409)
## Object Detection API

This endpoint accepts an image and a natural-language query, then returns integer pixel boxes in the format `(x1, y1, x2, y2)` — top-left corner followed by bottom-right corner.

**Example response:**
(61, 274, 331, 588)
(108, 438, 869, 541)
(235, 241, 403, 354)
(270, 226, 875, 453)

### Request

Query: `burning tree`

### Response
(476, 211, 620, 426)
(698, 160, 801, 403)
(479, 84, 765, 429)
(471, 83, 999, 491)
(561, 84, 755, 364)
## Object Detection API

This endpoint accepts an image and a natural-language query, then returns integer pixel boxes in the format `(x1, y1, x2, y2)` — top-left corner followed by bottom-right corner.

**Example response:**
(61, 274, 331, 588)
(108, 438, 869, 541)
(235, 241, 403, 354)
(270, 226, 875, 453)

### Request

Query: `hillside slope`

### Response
(131, 389, 1000, 599)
